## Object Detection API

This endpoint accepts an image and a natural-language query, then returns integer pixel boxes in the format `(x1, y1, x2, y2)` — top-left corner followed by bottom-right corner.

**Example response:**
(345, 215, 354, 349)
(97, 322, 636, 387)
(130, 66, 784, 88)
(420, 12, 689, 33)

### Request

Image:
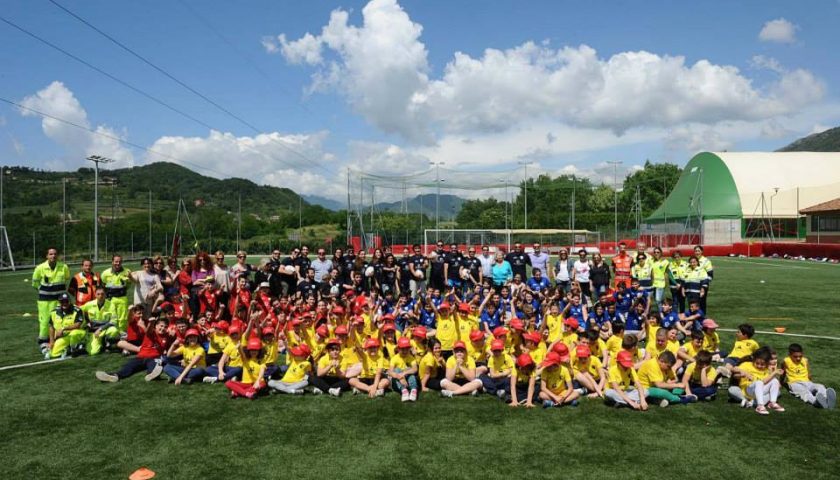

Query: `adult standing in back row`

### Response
(573, 249, 593, 302)
(32, 248, 71, 354)
(505, 242, 530, 282)
(528, 243, 550, 278)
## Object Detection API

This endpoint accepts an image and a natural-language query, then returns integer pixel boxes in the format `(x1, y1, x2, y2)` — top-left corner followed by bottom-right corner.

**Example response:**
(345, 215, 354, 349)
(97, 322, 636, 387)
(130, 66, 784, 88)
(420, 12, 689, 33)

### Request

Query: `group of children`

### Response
(91, 281, 836, 414)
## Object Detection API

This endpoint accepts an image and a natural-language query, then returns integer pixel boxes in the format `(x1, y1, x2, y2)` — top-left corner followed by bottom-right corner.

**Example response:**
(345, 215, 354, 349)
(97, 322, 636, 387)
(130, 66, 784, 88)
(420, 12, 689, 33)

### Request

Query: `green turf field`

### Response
(1, 257, 839, 479)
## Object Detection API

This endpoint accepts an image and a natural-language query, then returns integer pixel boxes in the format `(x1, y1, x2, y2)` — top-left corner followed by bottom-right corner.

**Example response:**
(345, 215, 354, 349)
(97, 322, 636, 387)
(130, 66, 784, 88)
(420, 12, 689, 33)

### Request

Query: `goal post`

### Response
(0, 226, 15, 271)
(422, 229, 602, 255)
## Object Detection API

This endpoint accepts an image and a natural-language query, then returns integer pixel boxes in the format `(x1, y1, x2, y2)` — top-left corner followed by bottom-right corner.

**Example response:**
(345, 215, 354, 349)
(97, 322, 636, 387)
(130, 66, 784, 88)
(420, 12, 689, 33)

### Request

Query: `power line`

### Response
(45, 0, 336, 177)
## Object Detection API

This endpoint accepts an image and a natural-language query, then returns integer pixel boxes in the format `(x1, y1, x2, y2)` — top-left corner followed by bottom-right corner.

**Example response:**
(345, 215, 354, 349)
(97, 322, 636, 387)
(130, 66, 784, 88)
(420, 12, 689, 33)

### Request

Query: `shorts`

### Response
(724, 357, 742, 367)
(359, 378, 375, 386)
(447, 279, 463, 288)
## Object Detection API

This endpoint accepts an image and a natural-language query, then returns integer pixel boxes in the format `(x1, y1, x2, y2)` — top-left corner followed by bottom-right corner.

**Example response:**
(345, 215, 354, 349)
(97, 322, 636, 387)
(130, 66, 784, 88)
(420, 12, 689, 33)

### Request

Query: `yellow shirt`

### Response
(684, 362, 717, 385)
(419, 353, 441, 379)
(467, 341, 488, 363)
(341, 345, 360, 366)
(738, 361, 770, 396)
(383, 338, 399, 359)
(411, 338, 428, 359)
(241, 356, 265, 384)
(263, 340, 279, 365)
(730, 338, 759, 359)
(281, 357, 312, 383)
(783, 357, 810, 384)
(589, 338, 606, 359)
(608, 363, 639, 391)
(317, 354, 343, 377)
(681, 341, 703, 359)
(572, 356, 603, 379)
(457, 314, 480, 342)
(544, 314, 563, 343)
(208, 332, 230, 355)
(645, 325, 660, 344)
(666, 339, 680, 354)
(446, 355, 476, 379)
(637, 358, 675, 389)
(359, 351, 387, 379)
(222, 342, 243, 367)
(560, 331, 579, 349)
(646, 341, 669, 362)
(389, 352, 417, 371)
(514, 365, 536, 384)
(176, 344, 206, 368)
(605, 335, 623, 359)
(436, 313, 458, 350)
(542, 365, 572, 394)
(487, 353, 514, 375)
(702, 332, 720, 352)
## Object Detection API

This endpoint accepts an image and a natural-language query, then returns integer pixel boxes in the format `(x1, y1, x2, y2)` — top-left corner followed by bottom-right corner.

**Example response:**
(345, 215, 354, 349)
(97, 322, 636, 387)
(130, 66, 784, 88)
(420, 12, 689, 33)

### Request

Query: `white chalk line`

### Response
(718, 328, 840, 342)
(0, 357, 70, 371)
(715, 258, 816, 270)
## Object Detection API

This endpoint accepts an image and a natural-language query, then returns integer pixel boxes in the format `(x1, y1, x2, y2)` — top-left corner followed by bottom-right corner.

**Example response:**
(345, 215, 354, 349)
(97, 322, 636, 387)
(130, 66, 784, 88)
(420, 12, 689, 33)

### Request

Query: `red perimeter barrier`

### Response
(660, 242, 840, 260)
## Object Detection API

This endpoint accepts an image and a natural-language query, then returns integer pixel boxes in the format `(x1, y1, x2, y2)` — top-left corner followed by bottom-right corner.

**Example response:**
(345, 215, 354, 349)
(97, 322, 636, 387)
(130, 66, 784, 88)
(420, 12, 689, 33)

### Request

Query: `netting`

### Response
(422, 229, 602, 254)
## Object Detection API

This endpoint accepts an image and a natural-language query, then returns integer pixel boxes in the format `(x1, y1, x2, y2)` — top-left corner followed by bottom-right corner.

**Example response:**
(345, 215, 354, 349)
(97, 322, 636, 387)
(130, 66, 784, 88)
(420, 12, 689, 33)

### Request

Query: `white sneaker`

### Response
(95, 371, 118, 383)
(471, 390, 479, 397)
(293, 389, 305, 395)
(44, 350, 52, 360)
(352, 387, 360, 395)
(440, 389, 454, 398)
(659, 399, 670, 408)
(202, 376, 218, 384)
(716, 366, 731, 378)
(312, 387, 324, 395)
(328, 387, 341, 397)
(144, 363, 164, 381)
(739, 398, 748, 408)
(401, 390, 410, 402)
(827, 388, 837, 410)
(496, 390, 506, 399)
(375, 389, 385, 397)
(409, 389, 417, 401)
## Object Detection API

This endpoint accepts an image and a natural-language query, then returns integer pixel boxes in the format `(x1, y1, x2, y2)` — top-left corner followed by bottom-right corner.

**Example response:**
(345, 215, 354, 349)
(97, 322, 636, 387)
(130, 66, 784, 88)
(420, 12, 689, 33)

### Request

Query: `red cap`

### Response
(381, 313, 395, 322)
(397, 337, 411, 349)
(363, 337, 381, 349)
(290, 344, 312, 357)
(246, 338, 262, 351)
(453, 340, 467, 351)
(412, 326, 427, 339)
(510, 318, 524, 331)
(228, 325, 242, 336)
(345, 289, 356, 297)
(215, 321, 230, 333)
(326, 338, 341, 346)
(316, 325, 329, 338)
(469, 330, 485, 342)
(490, 339, 506, 352)
(291, 318, 304, 327)
(185, 328, 200, 338)
(381, 323, 396, 334)
(523, 332, 541, 344)
(576, 344, 591, 358)
(440, 302, 451, 310)
(352, 315, 366, 325)
(552, 342, 570, 356)
(331, 306, 345, 315)
(261, 326, 275, 337)
(564, 318, 580, 330)
(616, 350, 634, 368)
(458, 302, 471, 313)
(515, 353, 535, 368)
(541, 351, 562, 368)
(334, 325, 349, 336)
(702, 319, 719, 329)
(492, 326, 509, 338)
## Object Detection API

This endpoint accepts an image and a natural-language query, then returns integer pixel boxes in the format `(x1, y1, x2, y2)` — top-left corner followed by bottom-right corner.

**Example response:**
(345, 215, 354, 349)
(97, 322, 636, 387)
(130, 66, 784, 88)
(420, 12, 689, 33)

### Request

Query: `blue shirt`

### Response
(491, 261, 513, 286)
(567, 304, 585, 323)
(419, 309, 436, 328)
(614, 292, 633, 314)
(480, 310, 502, 330)
(527, 277, 550, 293)
(660, 311, 679, 329)
(685, 308, 705, 332)
(590, 311, 610, 327)
(625, 310, 644, 331)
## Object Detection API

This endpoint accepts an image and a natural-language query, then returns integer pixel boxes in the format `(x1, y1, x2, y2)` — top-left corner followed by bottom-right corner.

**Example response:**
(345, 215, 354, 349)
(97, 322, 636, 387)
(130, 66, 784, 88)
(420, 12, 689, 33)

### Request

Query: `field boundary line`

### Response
(718, 328, 840, 341)
(715, 258, 814, 269)
(0, 357, 70, 371)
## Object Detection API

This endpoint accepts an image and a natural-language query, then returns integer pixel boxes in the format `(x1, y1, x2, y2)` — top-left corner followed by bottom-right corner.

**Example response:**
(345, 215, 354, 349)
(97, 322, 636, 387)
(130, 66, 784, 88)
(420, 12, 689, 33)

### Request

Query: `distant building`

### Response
(800, 197, 840, 244)
(194, 198, 205, 207)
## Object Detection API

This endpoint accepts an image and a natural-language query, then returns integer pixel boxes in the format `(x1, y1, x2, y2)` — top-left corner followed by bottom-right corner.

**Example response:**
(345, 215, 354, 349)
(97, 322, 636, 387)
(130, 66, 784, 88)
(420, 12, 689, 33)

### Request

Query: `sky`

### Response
(2, 0, 840, 202)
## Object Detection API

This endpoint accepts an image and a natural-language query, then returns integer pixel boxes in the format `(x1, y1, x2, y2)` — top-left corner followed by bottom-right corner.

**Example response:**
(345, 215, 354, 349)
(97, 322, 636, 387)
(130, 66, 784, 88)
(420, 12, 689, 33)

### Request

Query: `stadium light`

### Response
(86, 155, 114, 262)
(607, 161, 623, 248)
(518, 161, 534, 229)
(430, 161, 445, 241)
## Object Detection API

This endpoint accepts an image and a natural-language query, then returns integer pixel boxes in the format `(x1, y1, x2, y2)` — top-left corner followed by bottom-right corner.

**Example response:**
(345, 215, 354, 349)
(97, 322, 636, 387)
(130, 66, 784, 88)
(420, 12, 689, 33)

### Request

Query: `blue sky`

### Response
(2, 0, 839, 200)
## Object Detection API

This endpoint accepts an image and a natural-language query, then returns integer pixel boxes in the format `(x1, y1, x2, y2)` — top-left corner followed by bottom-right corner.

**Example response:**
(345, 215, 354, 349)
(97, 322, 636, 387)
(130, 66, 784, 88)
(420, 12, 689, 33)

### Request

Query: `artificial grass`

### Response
(0, 257, 839, 479)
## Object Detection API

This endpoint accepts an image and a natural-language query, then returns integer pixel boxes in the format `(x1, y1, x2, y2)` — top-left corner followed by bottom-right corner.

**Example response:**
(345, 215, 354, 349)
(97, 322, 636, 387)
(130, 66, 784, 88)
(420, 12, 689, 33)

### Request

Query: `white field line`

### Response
(718, 328, 840, 341)
(0, 357, 70, 371)
(714, 258, 816, 270)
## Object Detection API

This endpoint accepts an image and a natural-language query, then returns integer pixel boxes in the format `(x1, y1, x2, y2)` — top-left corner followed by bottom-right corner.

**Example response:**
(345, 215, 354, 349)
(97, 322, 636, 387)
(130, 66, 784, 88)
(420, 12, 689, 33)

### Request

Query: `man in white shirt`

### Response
(310, 248, 333, 283)
(528, 242, 550, 276)
(478, 245, 495, 280)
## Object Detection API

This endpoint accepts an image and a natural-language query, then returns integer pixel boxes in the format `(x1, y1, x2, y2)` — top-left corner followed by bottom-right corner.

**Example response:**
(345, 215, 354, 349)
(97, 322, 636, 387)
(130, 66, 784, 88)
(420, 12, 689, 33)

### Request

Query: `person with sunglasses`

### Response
(311, 248, 333, 283)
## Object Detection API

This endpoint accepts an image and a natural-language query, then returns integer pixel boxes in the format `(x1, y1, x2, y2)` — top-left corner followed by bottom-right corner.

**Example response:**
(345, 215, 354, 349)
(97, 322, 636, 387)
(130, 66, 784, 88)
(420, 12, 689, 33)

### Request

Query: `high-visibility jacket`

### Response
(696, 255, 714, 280)
(683, 267, 709, 295)
(32, 261, 71, 301)
(612, 254, 632, 279)
(667, 259, 686, 286)
(51, 305, 84, 330)
(71, 271, 100, 305)
(101, 268, 131, 299)
(81, 298, 113, 328)
(631, 262, 653, 288)
(650, 258, 670, 289)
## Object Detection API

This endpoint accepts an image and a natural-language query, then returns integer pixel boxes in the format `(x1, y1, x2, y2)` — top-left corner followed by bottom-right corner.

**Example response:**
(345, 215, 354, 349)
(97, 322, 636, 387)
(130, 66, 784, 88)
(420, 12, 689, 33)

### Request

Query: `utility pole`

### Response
(298, 193, 303, 247)
(346, 168, 351, 243)
(237, 193, 242, 252)
(430, 161, 445, 240)
(62, 177, 66, 259)
(607, 161, 622, 247)
(86, 155, 113, 262)
(148, 190, 152, 256)
(499, 178, 509, 230)
(517, 161, 534, 229)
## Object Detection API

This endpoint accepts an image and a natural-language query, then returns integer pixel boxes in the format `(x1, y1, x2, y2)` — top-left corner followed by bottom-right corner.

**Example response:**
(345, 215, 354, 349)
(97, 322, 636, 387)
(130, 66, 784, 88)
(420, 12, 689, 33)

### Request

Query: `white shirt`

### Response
(573, 260, 591, 283)
(214, 264, 231, 293)
(479, 254, 495, 277)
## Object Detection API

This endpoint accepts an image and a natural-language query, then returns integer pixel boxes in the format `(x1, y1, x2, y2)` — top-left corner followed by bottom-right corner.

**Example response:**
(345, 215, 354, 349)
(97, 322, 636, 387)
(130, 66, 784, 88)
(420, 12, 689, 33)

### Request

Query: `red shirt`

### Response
(126, 317, 144, 342)
(138, 330, 169, 359)
(176, 270, 193, 297)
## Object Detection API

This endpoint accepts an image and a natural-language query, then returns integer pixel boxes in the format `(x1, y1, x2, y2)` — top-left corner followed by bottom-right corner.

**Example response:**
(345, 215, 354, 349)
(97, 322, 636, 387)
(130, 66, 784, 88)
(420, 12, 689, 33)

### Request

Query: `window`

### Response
(816, 215, 840, 232)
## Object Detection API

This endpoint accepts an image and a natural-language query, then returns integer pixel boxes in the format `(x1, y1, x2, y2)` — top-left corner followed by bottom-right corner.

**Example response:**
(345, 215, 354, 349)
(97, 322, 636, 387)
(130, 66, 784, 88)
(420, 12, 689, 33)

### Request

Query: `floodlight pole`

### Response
(518, 161, 534, 229)
(430, 162, 445, 241)
(608, 161, 622, 248)
(87, 155, 113, 262)
(770, 187, 779, 243)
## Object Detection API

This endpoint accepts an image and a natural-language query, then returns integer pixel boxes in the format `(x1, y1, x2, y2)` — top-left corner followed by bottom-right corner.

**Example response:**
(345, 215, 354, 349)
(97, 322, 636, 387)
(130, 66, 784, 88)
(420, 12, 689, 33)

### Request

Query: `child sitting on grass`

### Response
(163, 328, 206, 385)
(95, 317, 168, 383)
(225, 338, 267, 399)
(539, 351, 580, 408)
(682, 350, 718, 401)
(784, 343, 836, 409)
(637, 351, 697, 407)
(729, 346, 785, 415)
(605, 350, 648, 411)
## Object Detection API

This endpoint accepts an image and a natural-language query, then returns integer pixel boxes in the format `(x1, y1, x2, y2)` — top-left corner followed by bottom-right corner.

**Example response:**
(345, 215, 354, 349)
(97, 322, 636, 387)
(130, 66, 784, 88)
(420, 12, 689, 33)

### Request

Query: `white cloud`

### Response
(750, 55, 785, 73)
(7, 133, 24, 156)
(17, 81, 134, 167)
(810, 124, 830, 135)
(664, 125, 733, 154)
(271, 1, 823, 143)
(759, 18, 797, 43)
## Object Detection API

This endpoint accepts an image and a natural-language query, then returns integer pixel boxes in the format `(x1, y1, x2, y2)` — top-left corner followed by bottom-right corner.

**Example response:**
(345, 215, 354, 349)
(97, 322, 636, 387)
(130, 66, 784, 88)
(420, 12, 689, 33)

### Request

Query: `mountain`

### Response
(778, 126, 840, 152)
(375, 193, 466, 219)
(304, 194, 345, 211)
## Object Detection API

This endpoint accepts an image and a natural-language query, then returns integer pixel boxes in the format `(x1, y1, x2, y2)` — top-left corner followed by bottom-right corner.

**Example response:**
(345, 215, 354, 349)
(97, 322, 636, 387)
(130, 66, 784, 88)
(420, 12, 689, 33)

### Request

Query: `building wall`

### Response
(805, 234, 840, 244)
(703, 219, 742, 245)
(805, 213, 840, 243)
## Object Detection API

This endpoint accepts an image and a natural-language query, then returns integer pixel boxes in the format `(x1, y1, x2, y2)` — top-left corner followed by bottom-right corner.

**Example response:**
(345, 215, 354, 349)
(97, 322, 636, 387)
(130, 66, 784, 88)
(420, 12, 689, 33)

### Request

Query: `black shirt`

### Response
(410, 254, 427, 277)
(446, 252, 463, 280)
(462, 257, 482, 281)
(397, 256, 412, 284)
(431, 249, 447, 276)
(297, 279, 319, 298)
(294, 256, 311, 275)
(505, 251, 530, 279)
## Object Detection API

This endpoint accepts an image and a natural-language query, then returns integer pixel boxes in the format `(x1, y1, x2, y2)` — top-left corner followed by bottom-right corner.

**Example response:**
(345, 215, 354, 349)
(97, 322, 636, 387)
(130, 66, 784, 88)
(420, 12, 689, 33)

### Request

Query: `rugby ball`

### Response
(283, 265, 296, 275)
(330, 285, 339, 296)
(413, 270, 424, 280)
(364, 266, 375, 277)
(460, 269, 470, 280)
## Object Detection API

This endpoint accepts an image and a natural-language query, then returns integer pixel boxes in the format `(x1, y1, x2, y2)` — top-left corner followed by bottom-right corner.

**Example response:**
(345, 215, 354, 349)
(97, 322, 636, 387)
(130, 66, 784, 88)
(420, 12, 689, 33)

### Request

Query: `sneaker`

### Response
(328, 387, 341, 397)
(659, 399, 670, 408)
(739, 398, 749, 408)
(43, 350, 52, 360)
(569, 399, 579, 407)
(375, 389, 385, 397)
(440, 390, 454, 398)
(95, 371, 118, 383)
(471, 390, 479, 397)
(680, 395, 698, 404)
(768, 402, 785, 412)
(826, 388, 837, 410)
(144, 364, 163, 382)
(352, 387, 361, 395)
(401, 390, 410, 402)
(704, 394, 716, 402)
(496, 390, 506, 399)
(202, 376, 218, 384)
(755, 405, 769, 415)
(575, 388, 587, 395)
(542, 400, 555, 409)
(293, 389, 305, 395)
(716, 366, 731, 378)
(409, 389, 417, 402)
(311, 387, 324, 396)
